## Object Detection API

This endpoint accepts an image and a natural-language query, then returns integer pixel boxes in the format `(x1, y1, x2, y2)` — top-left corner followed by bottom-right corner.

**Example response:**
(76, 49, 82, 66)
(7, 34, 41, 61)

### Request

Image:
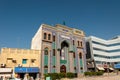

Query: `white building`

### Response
(86, 36, 120, 71)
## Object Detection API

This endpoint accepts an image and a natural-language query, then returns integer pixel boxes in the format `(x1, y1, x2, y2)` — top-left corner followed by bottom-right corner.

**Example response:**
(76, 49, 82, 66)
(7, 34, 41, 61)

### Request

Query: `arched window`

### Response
(73, 53, 75, 58)
(78, 41, 79, 46)
(48, 34, 51, 40)
(44, 33, 47, 39)
(53, 35, 55, 41)
(80, 41, 83, 47)
(80, 67, 83, 70)
(73, 40, 74, 45)
(44, 65, 48, 68)
(53, 49, 55, 56)
(44, 48, 48, 55)
(79, 52, 82, 59)
(53, 65, 56, 68)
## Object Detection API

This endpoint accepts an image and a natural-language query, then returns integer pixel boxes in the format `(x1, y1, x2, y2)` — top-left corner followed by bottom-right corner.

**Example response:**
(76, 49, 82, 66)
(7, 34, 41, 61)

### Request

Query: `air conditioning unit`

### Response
(12, 60, 16, 63)
(2, 63, 5, 66)
(1, 63, 6, 68)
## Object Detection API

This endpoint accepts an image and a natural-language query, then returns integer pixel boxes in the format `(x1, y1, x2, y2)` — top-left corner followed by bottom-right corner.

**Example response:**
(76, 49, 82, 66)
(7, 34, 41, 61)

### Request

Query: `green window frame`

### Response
(22, 59, 27, 64)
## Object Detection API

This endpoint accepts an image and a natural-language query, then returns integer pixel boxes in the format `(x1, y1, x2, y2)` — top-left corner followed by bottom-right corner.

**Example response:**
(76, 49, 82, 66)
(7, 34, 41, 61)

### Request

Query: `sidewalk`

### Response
(72, 72, 120, 80)
(61, 72, 120, 80)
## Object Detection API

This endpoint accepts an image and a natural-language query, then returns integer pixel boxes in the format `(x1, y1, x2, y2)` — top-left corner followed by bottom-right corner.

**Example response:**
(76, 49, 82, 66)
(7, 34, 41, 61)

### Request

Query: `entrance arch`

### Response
(60, 41, 69, 60)
(60, 65, 66, 73)
(61, 41, 69, 49)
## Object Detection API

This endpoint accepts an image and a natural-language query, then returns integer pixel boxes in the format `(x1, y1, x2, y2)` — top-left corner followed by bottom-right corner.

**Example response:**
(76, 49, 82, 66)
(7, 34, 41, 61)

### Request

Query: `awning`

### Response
(109, 68, 114, 70)
(0, 68, 12, 73)
(15, 67, 39, 73)
(97, 67, 105, 70)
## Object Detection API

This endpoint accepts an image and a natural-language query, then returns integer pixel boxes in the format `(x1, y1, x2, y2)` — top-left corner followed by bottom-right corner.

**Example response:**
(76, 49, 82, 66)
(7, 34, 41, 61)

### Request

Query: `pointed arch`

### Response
(44, 33, 47, 39)
(61, 40, 69, 49)
(44, 47, 49, 55)
(60, 65, 66, 73)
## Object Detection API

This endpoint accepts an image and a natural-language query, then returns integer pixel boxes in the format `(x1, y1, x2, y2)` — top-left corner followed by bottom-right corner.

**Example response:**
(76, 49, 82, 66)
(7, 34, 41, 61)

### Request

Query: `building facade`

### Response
(86, 36, 120, 71)
(0, 48, 40, 79)
(31, 24, 87, 75)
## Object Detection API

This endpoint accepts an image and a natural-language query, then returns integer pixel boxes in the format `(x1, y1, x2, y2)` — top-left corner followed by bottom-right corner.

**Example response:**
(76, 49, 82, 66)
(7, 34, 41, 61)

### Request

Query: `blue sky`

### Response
(0, 0, 120, 49)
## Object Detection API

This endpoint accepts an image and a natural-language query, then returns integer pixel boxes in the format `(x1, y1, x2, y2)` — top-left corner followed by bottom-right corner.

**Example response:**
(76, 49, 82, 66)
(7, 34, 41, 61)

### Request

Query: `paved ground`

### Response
(72, 75, 120, 80)
(61, 72, 120, 80)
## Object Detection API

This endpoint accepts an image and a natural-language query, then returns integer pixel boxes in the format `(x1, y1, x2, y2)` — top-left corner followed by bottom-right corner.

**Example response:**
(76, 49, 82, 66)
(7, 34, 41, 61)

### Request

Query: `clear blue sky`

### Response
(0, 0, 120, 49)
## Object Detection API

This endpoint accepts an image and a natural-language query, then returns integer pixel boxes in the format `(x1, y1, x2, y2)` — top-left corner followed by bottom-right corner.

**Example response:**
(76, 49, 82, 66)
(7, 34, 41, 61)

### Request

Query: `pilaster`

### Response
(56, 50, 60, 73)
(69, 52, 74, 72)
(41, 51, 44, 77)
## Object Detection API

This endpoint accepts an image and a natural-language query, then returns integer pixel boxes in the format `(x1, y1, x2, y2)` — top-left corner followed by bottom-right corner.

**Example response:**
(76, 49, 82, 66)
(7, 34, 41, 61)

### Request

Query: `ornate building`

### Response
(31, 24, 87, 75)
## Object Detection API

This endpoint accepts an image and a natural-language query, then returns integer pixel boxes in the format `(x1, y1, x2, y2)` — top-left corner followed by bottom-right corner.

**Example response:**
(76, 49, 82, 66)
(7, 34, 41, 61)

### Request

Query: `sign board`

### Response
(114, 64, 120, 68)
(0, 68, 12, 73)
(15, 67, 39, 73)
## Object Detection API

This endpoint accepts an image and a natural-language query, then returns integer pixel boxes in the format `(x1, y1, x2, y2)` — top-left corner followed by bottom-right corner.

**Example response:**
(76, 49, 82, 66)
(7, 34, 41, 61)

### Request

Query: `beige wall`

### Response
(0, 48, 41, 69)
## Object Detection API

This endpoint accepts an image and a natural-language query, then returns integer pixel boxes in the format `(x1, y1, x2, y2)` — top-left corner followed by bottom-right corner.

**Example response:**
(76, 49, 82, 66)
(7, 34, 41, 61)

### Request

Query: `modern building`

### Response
(31, 24, 87, 76)
(86, 36, 120, 71)
(0, 48, 40, 79)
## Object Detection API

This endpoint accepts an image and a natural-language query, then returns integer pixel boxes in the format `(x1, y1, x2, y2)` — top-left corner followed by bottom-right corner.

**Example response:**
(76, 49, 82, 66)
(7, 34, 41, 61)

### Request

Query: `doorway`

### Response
(60, 65, 66, 73)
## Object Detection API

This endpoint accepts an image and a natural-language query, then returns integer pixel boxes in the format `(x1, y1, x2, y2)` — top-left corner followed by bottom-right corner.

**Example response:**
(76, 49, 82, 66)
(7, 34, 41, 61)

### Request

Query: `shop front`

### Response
(96, 64, 105, 71)
(0, 68, 13, 78)
(14, 67, 39, 79)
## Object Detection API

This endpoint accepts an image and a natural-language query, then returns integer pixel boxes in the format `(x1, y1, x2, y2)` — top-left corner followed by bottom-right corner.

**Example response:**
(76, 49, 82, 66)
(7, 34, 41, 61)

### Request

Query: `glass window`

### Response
(44, 33, 47, 39)
(79, 53, 82, 59)
(53, 35, 55, 41)
(48, 34, 51, 40)
(12, 60, 17, 63)
(73, 53, 75, 58)
(44, 68, 48, 74)
(53, 49, 55, 56)
(92, 41, 106, 46)
(22, 59, 27, 64)
(80, 41, 83, 47)
(73, 40, 74, 45)
(45, 50, 48, 55)
(44, 65, 48, 68)
(78, 41, 79, 46)
(44, 48, 48, 55)
(80, 67, 83, 70)
(53, 65, 56, 68)
(7, 58, 12, 63)
(31, 59, 36, 63)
